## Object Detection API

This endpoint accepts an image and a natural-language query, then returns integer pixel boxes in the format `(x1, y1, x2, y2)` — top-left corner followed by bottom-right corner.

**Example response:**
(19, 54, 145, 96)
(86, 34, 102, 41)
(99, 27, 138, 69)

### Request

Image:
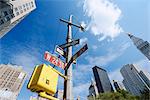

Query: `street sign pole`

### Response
(64, 15, 73, 100)
(60, 15, 85, 100)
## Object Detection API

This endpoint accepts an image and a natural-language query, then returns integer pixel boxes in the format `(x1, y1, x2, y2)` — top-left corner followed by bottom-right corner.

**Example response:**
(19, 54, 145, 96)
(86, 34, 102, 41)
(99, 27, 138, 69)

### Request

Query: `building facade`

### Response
(113, 80, 124, 92)
(127, 33, 150, 60)
(92, 66, 114, 93)
(88, 79, 98, 96)
(0, 64, 27, 100)
(0, 0, 36, 38)
(139, 71, 150, 88)
(120, 64, 150, 96)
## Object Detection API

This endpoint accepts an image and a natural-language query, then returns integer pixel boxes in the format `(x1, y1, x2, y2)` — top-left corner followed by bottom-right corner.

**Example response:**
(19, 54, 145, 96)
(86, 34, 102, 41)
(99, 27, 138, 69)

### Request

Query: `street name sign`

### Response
(64, 44, 88, 70)
(59, 39, 80, 49)
(55, 45, 66, 58)
(44, 51, 66, 69)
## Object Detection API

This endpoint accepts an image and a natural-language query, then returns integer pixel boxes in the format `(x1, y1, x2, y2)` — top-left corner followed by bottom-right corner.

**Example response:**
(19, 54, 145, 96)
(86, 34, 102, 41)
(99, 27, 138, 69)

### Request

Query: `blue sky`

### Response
(0, 0, 150, 100)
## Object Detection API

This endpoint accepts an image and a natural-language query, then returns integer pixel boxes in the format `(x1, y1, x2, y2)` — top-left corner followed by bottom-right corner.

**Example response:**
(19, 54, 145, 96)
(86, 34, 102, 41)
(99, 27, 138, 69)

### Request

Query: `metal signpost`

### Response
(59, 15, 88, 100)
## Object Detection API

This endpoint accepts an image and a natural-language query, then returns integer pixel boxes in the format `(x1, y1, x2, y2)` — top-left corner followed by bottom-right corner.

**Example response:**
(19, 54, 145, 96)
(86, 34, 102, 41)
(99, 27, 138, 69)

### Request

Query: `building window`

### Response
(23, 4, 26, 8)
(0, 20, 4, 25)
(3, 11, 8, 16)
(19, 6, 22, 10)
(20, 10, 23, 14)
(31, 1, 34, 7)
(26, 3, 29, 10)
(26, 3, 28, 7)
(16, 12, 19, 16)
(15, 7, 18, 11)
(27, 7, 29, 10)
(11, 14, 15, 18)
(24, 8, 26, 12)
(9, 9, 13, 14)
(5, 17, 10, 21)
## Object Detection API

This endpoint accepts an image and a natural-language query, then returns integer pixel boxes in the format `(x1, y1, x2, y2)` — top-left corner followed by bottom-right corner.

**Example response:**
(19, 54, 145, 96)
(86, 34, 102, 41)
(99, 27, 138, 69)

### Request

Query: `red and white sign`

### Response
(44, 51, 66, 69)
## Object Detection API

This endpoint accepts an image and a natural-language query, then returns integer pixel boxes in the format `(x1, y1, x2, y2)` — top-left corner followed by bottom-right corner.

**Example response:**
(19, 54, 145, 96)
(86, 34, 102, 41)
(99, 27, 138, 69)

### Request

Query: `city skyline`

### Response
(0, 0, 149, 99)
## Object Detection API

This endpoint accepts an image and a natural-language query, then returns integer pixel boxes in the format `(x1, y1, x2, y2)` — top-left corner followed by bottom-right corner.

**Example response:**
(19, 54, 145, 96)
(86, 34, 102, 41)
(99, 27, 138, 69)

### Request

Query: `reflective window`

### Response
(16, 12, 19, 16)
(0, 19, 4, 25)
(5, 16, 10, 21)
(3, 11, 8, 16)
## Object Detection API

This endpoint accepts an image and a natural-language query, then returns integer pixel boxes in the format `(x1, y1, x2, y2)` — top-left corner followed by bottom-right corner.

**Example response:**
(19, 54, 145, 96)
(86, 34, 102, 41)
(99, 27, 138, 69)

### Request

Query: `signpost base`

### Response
(39, 92, 59, 100)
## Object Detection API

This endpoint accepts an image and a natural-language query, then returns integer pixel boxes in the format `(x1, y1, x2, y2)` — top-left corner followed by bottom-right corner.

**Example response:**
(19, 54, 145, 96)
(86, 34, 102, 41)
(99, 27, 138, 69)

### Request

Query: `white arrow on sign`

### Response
(64, 44, 88, 70)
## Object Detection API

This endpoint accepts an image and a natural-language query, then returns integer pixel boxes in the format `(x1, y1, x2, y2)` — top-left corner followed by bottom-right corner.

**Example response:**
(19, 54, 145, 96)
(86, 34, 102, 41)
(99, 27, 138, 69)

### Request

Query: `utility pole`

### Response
(64, 15, 73, 100)
(60, 15, 84, 100)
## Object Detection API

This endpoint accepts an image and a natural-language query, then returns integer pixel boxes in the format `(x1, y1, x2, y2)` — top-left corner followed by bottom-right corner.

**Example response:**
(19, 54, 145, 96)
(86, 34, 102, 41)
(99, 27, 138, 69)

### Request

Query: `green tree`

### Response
(88, 90, 139, 100)
(140, 89, 150, 100)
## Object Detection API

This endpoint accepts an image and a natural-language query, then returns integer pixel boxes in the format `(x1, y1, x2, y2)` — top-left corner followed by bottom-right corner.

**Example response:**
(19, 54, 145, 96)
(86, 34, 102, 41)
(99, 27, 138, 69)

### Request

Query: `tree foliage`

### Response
(140, 89, 150, 100)
(88, 90, 139, 100)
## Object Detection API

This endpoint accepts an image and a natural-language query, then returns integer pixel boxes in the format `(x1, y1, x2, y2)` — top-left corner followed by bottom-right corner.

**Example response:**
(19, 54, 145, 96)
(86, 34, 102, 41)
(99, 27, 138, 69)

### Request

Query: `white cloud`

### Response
(73, 83, 90, 100)
(92, 45, 98, 50)
(86, 42, 130, 66)
(11, 51, 42, 79)
(109, 68, 123, 82)
(80, 37, 88, 45)
(83, 0, 123, 41)
(73, 64, 93, 99)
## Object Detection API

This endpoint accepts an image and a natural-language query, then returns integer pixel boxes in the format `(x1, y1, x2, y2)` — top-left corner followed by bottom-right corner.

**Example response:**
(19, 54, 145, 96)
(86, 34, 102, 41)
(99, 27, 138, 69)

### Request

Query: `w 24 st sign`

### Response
(44, 51, 66, 69)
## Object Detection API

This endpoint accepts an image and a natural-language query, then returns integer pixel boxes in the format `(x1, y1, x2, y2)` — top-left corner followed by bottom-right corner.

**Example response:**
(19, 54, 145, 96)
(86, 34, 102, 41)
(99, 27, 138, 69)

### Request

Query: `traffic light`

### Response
(27, 64, 59, 96)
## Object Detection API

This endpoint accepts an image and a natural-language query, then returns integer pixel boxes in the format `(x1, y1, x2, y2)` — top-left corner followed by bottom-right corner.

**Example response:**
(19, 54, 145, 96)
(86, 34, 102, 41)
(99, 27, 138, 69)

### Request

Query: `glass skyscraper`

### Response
(92, 66, 113, 93)
(120, 64, 150, 96)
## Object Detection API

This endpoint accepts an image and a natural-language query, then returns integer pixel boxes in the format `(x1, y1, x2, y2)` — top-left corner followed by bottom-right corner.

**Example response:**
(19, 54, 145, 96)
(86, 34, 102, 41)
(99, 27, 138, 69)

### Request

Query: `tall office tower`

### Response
(113, 80, 124, 92)
(0, 64, 27, 100)
(92, 66, 114, 93)
(120, 64, 150, 96)
(88, 78, 98, 96)
(139, 71, 150, 88)
(127, 33, 150, 60)
(0, 0, 36, 38)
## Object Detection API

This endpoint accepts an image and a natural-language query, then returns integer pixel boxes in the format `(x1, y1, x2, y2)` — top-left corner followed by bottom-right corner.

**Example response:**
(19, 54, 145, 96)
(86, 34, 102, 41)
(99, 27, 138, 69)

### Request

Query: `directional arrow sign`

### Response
(64, 44, 88, 70)
(59, 39, 80, 49)
(55, 45, 66, 58)
(44, 51, 66, 69)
